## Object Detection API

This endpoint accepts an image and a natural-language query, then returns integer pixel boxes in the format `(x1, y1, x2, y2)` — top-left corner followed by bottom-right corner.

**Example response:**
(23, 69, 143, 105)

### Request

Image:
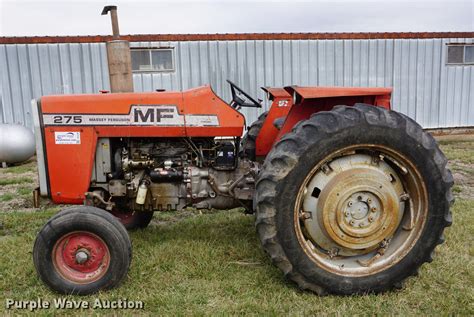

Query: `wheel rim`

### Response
(52, 231, 110, 284)
(294, 145, 428, 276)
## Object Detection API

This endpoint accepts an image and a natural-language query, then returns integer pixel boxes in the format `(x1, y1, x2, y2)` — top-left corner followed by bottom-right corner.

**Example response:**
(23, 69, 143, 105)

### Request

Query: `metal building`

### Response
(1, 32, 473, 130)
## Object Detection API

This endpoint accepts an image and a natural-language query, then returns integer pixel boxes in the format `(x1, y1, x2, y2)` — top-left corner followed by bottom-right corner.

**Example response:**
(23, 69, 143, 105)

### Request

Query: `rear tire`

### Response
(33, 206, 132, 295)
(109, 198, 153, 230)
(241, 111, 268, 160)
(110, 209, 154, 230)
(255, 104, 453, 295)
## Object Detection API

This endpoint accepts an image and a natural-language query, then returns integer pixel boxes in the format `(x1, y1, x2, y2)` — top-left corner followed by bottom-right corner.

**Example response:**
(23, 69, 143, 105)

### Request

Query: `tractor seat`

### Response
(273, 117, 286, 130)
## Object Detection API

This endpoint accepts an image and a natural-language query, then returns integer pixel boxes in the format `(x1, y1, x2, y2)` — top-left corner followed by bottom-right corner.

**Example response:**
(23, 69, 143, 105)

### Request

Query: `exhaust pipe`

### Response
(101, 5, 134, 93)
(102, 5, 120, 39)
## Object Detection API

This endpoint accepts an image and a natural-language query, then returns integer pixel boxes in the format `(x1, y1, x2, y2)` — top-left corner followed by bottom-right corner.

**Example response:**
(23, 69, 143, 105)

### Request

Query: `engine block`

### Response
(89, 137, 258, 212)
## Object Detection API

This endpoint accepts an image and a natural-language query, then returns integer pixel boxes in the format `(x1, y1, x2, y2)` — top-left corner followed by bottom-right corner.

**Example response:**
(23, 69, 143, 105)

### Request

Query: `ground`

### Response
(0, 138, 473, 315)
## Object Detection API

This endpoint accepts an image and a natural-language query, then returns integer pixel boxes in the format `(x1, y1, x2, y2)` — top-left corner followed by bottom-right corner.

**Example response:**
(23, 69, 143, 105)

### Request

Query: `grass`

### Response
(1, 160, 37, 174)
(17, 186, 33, 196)
(438, 139, 474, 164)
(0, 138, 472, 315)
(452, 185, 463, 194)
(0, 177, 33, 186)
(0, 193, 15, 202)
(0, 203, 473, 315)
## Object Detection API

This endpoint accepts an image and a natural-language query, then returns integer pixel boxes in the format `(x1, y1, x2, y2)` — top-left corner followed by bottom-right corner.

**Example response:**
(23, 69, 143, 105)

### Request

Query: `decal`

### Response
(131, 105, 184, 126)
(186, 115, 219, 126)
(278, 100, 289, 107)
(42, 105, 219, 127)
(55, 132, 81, 144)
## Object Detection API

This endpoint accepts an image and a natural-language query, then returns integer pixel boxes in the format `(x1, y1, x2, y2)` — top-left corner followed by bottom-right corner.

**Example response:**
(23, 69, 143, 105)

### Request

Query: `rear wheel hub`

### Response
(316, 166, 402, 251)
(301, 153, 407, 258)
(295, 146, 428, 276)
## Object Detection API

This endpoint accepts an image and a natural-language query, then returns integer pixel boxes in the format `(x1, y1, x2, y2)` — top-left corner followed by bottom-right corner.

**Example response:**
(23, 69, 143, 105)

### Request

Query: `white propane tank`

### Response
(136, 182, 148, 205)
(0, 124, 36, 164)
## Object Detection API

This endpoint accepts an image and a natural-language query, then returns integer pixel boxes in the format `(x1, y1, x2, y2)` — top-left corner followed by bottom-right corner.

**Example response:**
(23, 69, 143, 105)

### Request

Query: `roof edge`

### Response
(0, 32, 473, 44)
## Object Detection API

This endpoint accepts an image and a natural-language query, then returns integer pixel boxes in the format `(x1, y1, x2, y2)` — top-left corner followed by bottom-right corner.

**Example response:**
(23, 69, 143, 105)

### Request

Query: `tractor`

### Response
(31, 80, 453, 295)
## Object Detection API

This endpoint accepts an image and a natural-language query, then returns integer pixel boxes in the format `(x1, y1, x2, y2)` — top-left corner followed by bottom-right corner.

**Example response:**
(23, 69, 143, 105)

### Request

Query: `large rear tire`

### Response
(109, 198, 154, 230)
(241, 111, 268, 160)
(33, 206, 132, 295)
(110, 209, 154, 230)
(255, 104, 453, 295)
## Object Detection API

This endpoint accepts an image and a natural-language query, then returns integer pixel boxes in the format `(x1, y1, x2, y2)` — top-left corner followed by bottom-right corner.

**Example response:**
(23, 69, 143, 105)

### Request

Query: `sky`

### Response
(0, 0, 473, 36)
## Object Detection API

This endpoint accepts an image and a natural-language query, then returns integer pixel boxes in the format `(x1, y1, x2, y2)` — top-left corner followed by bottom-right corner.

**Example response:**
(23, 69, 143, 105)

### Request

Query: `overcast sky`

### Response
(0, 0, 472, 36)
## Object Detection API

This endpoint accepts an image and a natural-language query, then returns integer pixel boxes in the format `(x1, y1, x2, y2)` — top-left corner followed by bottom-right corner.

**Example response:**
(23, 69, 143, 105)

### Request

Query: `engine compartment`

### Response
(88, 137, 258, 212)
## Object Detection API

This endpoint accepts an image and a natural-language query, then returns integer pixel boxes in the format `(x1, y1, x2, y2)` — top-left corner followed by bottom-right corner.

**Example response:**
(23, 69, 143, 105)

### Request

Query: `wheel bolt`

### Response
(344, 211, 350, 217)
(348, 201, 353, 207)
(350, 220, 355, 226)
(371, 207, 377, 212)
(367, 198, 372, 203)
(300, 212, 312, 220)
(368, 216, 374, 222)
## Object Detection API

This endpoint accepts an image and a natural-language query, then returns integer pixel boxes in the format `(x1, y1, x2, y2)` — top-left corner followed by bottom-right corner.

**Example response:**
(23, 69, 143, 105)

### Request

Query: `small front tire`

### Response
(33, 206, 132, 295)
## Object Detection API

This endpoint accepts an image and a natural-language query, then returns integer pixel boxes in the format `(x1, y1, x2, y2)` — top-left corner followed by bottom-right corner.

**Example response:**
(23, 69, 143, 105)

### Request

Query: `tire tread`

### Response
(255, 104, 453, 294)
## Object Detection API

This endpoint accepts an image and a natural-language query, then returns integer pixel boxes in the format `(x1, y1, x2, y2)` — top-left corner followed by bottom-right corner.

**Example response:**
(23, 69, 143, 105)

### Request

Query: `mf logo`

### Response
(130, 105, 184, 125)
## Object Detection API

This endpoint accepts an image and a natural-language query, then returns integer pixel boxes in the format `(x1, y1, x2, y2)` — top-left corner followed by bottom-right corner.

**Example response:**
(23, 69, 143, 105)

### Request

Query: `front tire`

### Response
(255, 104, 453, 295)
(33, 206, 132, 295)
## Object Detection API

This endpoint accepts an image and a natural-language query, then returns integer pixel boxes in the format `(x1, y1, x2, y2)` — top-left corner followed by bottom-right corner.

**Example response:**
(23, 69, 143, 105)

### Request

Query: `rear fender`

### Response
(255, 88, 293, 156)
(255, 86, 392, 157)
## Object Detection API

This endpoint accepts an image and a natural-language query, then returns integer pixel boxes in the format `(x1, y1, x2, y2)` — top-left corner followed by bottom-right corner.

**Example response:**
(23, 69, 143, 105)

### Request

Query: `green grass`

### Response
(0, 139, 472, 315)
(452, 185, 463, 194)
(0, 177, 33, 186)
(0, 201, 473, 316)
(438, 140, 474, 164)
(1, 161, 37, 174)
(17, 186, 33, 196)
(0, 193, 15, 202)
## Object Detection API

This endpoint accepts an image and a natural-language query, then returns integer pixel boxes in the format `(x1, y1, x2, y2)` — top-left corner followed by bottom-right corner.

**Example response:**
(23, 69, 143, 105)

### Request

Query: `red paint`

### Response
(41, 84, 391, 204)
(110, 209, 137, 226)
(53, 231, 110, 283)
(255, 88, 292, 156)
(45, 127, 97, 203)
(41, 86, 244, 204)
(254, 86, 392, 157)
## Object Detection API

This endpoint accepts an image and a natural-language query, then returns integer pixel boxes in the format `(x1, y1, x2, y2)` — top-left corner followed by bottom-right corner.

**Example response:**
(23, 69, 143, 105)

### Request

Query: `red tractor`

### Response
(32, 80, 453, 295)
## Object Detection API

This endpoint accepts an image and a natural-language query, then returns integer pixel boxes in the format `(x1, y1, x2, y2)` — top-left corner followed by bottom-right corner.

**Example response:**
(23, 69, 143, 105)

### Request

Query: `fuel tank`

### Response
(0, 124, 36, 164)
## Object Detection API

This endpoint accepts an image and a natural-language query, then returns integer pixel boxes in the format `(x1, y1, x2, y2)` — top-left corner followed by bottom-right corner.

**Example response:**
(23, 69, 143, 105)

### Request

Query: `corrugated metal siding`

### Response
(0, 93, 3, 124)
(1, 38, 473, 130)
(0, 43, 109, 128)
(131, 38, 474, 129)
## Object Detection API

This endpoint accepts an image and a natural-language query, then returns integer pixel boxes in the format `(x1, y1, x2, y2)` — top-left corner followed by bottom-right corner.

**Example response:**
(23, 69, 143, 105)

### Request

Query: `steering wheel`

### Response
(227, 80, 262, 109)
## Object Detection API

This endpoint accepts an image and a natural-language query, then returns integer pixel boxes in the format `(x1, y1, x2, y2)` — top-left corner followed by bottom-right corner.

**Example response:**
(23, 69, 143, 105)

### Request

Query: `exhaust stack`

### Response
(101, 5, 133, 93)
